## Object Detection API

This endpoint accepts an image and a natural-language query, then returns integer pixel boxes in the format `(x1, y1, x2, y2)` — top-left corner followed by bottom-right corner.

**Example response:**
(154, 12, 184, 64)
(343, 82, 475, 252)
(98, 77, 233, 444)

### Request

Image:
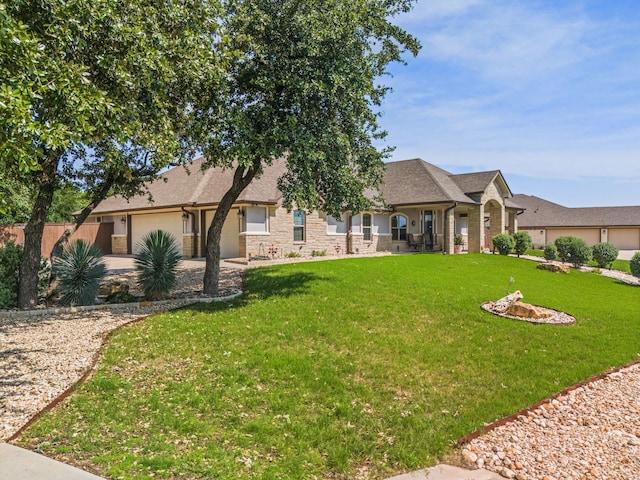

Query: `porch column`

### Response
(444, 207, 455, 254)
(508, 211, 518, 234)
(468, 205, 484, 253)
(487, 203, 505, 248)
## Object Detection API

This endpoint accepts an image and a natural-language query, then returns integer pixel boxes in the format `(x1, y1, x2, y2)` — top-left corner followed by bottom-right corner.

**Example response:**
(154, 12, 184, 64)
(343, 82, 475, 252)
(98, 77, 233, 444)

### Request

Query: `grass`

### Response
(16, 254, 640, 479)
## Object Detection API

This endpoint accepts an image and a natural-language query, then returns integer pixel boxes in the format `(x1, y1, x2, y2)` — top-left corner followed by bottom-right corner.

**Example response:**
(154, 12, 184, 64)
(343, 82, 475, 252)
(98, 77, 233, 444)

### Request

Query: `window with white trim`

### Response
(293, 210, 305, 242)
(362, 213, 372, 241)
(391, 214, 407, 241)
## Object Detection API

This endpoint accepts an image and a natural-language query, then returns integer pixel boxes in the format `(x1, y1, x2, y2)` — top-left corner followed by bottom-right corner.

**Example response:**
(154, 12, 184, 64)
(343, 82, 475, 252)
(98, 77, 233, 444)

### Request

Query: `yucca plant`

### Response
(53, 240, 106, 306)
(134, 230, 181, 300)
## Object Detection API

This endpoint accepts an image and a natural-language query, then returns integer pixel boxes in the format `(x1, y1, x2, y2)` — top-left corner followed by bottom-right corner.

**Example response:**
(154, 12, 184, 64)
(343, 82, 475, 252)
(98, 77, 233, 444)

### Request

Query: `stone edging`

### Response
(0, 290, 243, 319)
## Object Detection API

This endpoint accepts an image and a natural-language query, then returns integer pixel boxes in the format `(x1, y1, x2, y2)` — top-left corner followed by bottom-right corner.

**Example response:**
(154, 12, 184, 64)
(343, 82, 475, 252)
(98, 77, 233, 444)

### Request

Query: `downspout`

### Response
(181, 207, 197, 257)
(443, 202, 457, 254)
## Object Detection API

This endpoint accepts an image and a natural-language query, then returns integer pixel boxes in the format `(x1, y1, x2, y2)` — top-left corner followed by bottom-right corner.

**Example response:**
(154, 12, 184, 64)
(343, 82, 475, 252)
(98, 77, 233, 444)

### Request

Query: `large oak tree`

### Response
(190, 0, 420, 294)
(0, 0, 222, 307)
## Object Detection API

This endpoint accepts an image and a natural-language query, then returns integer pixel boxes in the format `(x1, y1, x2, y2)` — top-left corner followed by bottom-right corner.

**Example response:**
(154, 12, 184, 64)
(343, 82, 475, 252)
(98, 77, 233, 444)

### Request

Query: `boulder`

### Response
(507, 301, 554, 319)
(492, 291, 523, 313)
(99, 281, 129, 297)
(537, 262, 570, 274)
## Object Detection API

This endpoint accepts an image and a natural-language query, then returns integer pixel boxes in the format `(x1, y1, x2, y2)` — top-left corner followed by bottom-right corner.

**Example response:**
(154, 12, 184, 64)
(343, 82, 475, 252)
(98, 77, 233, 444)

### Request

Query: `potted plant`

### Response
(454, 234, 464, 253)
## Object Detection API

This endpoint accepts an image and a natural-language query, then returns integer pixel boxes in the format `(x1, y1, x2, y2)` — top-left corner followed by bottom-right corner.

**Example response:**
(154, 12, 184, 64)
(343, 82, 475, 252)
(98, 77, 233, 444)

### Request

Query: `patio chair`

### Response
(407, 234, 422, 251)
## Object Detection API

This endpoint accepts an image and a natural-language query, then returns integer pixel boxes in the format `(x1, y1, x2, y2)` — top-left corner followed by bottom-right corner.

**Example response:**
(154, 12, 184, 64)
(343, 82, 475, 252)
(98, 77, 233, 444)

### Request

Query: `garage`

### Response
(204, 209, 240, 259)
(131, 212, 184, 255)
(609, 228, 640, 250)
(547, 228, 601, 246)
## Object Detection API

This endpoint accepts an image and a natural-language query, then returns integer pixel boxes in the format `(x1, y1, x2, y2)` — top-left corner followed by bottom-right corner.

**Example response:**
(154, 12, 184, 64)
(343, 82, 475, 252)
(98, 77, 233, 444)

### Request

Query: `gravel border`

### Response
(0, 265, 243, 441)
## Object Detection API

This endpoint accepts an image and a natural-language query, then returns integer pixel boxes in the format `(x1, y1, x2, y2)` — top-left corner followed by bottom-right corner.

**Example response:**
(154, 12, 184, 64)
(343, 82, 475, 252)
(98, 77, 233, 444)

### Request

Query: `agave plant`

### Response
(134, 230, 181, 300)
(53, 240, 106, 306)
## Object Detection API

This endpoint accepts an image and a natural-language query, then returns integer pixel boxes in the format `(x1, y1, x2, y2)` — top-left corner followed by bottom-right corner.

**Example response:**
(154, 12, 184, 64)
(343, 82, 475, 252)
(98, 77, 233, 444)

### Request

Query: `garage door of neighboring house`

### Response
(131, 212, 184, 254)
(205, 209, 240, 259)
(547, 228, 601, 246)
(609, 228, 640, 250)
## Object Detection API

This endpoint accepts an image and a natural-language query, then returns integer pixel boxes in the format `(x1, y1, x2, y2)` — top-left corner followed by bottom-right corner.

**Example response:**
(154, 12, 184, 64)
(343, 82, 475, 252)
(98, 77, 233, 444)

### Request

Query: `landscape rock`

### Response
(492, 291, 523, 313)
(507, 301, 554, 319)
(537, 262, 570, 274)
(98, 280, 129, 296)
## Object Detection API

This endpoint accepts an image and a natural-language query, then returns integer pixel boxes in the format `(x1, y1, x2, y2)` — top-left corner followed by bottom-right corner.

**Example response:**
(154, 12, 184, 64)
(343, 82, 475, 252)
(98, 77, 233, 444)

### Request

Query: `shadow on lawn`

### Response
(242, 268, 322, 300)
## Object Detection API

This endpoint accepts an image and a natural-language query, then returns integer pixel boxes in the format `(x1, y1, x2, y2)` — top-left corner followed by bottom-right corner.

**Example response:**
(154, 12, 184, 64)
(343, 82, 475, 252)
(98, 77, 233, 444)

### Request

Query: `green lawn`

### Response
(17, 254, 640, 479)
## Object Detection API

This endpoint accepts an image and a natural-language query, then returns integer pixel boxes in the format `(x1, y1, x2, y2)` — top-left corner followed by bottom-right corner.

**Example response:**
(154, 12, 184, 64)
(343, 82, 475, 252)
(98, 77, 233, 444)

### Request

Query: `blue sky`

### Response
(377, 0, 640, 207)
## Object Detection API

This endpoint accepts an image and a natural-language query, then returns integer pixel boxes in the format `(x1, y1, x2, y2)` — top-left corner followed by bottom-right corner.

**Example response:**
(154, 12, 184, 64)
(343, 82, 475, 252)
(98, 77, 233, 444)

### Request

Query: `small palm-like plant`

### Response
(53, 240, 106, 306)
(134, 230, 181, 300)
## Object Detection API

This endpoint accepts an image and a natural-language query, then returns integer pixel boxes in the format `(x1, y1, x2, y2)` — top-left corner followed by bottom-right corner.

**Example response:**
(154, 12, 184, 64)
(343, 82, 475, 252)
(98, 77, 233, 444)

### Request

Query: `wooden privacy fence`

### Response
(0, 222, 114, 257)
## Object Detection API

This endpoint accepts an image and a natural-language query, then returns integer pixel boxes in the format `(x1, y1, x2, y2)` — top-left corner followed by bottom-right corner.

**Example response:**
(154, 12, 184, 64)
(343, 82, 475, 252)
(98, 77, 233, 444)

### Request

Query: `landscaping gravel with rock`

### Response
(0, 263, 242, 441)
(463, 362, 640, 479)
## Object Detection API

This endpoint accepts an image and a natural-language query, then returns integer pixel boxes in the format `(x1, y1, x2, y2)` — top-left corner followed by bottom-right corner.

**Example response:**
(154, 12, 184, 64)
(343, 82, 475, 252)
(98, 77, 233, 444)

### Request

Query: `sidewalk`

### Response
(0, 443, 106, 480)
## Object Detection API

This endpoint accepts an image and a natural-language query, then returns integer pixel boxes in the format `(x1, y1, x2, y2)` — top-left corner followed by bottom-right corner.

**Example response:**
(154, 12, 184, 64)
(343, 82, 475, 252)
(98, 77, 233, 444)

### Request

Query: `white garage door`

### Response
(609, 228, 640, 250)
(547, 228, 600, 246)
(131, 212, 184, 255)
(205, 209, 240, 259)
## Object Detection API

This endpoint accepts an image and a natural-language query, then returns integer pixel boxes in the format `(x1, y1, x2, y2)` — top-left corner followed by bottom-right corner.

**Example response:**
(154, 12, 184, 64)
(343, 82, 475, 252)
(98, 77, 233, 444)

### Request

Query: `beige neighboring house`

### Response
(514, 194, 640, 251)
(89, 157, 521, 259)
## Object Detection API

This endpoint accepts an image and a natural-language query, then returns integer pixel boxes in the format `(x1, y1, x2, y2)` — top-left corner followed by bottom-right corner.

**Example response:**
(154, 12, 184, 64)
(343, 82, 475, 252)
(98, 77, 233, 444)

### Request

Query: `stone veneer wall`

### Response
(111, 235, 127, 255)
(182, 234, 198, 258)
(241, 207, 393, 259)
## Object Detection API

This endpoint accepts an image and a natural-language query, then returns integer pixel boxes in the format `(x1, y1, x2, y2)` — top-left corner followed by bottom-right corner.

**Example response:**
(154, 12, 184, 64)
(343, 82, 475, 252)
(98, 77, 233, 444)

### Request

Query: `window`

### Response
(293, 210, 305, 242)
(391, 215, 407, 241)
(362, 213, 372, 241)
(246, 206, 267, 233)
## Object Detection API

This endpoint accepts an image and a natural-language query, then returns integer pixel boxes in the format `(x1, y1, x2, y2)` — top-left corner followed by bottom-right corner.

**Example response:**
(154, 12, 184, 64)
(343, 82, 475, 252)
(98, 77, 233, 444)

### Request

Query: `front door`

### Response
(423, 210, 433, 249)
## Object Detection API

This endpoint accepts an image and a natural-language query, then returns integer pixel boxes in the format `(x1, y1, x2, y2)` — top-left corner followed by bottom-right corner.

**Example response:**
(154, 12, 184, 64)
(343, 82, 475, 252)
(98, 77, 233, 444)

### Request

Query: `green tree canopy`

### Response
(190, 0, 420, 294)
(1, 0, 223, 307)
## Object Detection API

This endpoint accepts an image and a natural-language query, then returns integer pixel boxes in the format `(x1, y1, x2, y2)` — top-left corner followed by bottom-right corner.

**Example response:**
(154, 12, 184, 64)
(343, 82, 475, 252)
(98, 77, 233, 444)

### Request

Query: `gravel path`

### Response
(0, 264, 242, 441)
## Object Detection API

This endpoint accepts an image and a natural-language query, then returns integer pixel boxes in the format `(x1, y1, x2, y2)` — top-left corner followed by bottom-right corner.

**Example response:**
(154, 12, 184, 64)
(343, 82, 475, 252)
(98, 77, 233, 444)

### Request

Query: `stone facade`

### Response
(182, 234, 198, 258)
(111, 235, 127, 255)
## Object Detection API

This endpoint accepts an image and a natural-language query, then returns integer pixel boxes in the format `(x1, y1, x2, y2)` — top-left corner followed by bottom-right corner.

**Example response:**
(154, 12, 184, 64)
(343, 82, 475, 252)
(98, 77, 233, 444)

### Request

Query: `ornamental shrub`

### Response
(543, 243, 558, 261)
(0, 241, 23, 309)
(512, 232, 532, 257)
(492, 234, 515, 255)
(554, 236, 574, 262)
(53, 240, 107, 306)
(591, 242, 618, 269)
(630, 252, 640, 278)
(134, 230, 181, 300)
(567, 237, 592, 267)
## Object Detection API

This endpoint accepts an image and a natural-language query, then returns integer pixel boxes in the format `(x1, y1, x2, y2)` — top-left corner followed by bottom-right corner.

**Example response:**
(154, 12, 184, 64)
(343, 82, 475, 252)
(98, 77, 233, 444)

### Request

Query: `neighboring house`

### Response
(89, 157, 521, 258)
(514, 194, 640, 251)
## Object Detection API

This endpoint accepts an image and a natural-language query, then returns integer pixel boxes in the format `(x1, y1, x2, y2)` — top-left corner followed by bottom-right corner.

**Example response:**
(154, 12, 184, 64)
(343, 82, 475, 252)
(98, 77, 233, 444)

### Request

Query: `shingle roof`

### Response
(93, 157, 286, 214)
(514, 194, 640, 227)
(93, 157, 516, 214)
(380, 159, 480, 206)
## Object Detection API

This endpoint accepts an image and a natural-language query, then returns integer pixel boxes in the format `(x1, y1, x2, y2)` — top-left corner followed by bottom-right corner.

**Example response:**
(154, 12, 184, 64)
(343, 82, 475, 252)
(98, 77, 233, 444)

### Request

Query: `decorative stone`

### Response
(537, 262, 570, 274)
(492, 291, 524, 313)
(98, 280, 129, 297)
(507, 302, 554, 319)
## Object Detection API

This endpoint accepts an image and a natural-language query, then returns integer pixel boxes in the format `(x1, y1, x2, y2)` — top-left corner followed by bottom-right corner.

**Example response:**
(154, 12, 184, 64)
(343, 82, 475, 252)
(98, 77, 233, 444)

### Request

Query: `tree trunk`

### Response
(203, 161, 260, 295)
(18, 153, 61, 308)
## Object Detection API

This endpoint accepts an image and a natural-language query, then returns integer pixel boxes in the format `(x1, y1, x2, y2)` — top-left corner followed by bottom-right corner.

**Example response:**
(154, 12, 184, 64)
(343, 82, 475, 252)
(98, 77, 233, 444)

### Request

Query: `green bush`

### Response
(567, 237, 592, 267)
(543, 243, 558, 261)
(630, 252, 640, 278)
(591, 242, 618, 269)
(286, 251, 302, 258)
(554, 236, 574, 262)
(511, 232, 532, 257)
(134, 230, 181, 300)
(0, 241, 23, 309)
(311, 249, 327, 257)
(53, 240, 107, 306)
(492, 234, 515, 255)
